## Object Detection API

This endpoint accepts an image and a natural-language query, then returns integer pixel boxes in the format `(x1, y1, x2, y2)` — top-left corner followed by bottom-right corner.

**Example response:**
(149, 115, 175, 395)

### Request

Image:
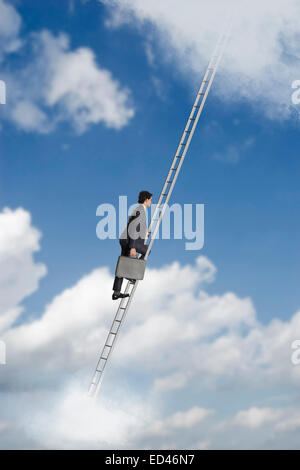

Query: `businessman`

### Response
(112, 190, 152, 300)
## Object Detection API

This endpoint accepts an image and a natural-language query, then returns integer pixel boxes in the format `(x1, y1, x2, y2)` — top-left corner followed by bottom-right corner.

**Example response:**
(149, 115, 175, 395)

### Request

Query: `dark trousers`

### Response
(113, 243, 130, 292)
(112, 240, 146, 292)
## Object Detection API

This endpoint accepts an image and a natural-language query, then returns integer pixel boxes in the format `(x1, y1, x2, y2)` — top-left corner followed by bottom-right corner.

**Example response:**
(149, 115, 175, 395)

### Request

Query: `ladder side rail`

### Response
(88, 21, 232, 398)
(144, 28, 230, 244)
(88, 280, 138, 396)
(144, 32, 230, 260)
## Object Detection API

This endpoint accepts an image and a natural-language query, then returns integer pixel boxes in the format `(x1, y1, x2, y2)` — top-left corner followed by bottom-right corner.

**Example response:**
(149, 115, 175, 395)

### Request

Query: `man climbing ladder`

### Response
(112, 191, 152, 300)
(88, 20, 232, 398)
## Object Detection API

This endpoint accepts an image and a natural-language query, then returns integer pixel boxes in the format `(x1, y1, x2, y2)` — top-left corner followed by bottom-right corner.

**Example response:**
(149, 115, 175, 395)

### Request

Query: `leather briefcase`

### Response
(115, 256, 146, 280)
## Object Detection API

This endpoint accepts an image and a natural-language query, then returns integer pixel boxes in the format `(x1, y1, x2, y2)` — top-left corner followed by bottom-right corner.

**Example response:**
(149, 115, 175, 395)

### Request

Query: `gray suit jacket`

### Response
(120, 204, 148, 254)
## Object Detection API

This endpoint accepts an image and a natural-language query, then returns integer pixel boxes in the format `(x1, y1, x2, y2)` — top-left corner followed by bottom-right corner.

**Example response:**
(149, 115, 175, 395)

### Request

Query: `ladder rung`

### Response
(180, 143, 186, 146)
(176, 156, 182, 159)
(189, 118, 196, 121)
(100, 356, 107, 361)
(185, 130, 191, 133)
(198, 92, 205, 95)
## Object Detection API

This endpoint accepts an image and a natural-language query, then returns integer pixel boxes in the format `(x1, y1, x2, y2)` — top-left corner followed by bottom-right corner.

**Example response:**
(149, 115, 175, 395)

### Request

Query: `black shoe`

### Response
(112, 292, 130, 300)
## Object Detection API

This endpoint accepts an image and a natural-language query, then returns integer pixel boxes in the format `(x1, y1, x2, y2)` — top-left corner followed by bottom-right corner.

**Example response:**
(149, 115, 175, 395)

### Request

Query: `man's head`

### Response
(138, 190, 152, 207)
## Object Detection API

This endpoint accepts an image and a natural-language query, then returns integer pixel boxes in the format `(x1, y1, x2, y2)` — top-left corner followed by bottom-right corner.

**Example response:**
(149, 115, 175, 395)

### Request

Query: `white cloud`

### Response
(2, 26, 134, 133)
(11, 100, 51, 134)
(233, 407, 282, 429)
(0, 421, 9, 437)
(26, 385, 151, 449)
(2, 206, 300, 448)
(212, 137, 255, 164)
(3, 244, 300, 397)
(0, 0, 22, 60)
(0, 207, 47, 333)
(40, 30, 135, 133)
(202, 121, 255, 163)
(275, 411, 300, 433)
(153, 371, 190, 393)
(147, 407, 213, 437)
(101, 0, 300, 122)
(196, 440, 211, 450)
(8, 383, 212, 449)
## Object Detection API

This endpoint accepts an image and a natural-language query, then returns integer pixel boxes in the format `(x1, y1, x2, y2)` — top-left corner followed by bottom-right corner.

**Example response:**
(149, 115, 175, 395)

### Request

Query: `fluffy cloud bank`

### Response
(1, 206, 300, 449)
(101, 0, 300, 121)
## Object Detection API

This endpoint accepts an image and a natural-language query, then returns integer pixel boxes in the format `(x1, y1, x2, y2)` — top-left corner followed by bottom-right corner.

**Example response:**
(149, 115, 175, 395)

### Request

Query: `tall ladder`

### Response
(88, 22, 231, 398)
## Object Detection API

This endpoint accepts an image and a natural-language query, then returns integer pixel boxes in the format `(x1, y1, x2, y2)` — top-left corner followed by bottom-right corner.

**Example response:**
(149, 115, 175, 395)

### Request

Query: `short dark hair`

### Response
(138, 190, 152, 204)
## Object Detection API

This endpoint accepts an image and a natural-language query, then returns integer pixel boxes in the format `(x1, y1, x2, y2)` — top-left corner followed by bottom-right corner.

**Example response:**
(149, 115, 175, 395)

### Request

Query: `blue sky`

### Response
(2, 0, 300, 323)
(1, 0, 300, 450)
